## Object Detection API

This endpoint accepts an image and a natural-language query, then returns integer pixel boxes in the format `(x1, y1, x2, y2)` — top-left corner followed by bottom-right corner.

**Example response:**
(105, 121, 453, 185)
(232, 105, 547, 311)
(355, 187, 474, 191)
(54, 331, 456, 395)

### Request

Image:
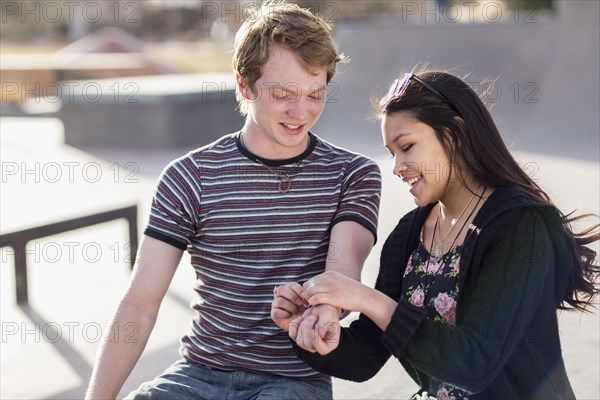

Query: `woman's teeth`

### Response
(406, 176, 420, 185)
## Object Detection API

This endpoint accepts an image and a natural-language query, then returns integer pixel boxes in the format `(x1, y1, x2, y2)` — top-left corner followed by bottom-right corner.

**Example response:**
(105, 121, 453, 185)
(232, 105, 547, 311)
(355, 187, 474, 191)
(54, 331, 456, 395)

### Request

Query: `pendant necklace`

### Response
(433, 185, 482, 257)
(240, 133, 307, 194)
(423, 184, 487, 298)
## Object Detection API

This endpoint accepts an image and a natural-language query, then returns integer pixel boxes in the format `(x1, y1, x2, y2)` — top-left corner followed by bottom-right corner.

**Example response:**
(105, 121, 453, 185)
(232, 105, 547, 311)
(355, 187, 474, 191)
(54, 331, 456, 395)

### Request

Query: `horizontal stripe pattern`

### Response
(145, 132, 381, 378)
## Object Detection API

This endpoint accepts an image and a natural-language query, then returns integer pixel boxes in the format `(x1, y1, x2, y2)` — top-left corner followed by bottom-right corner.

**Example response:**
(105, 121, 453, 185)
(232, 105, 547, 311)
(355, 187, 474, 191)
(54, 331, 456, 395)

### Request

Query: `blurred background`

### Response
(1, 0, 598, 399)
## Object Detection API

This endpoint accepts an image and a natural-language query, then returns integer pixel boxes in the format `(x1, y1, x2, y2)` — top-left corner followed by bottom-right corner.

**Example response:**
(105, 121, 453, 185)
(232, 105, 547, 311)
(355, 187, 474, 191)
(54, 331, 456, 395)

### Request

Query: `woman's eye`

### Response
(401, 144, 413, 153)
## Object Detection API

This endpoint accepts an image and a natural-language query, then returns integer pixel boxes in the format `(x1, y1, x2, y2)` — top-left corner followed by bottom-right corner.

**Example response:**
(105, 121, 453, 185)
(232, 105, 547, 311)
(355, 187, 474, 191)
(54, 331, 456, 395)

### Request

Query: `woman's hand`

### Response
(289, 306, 342, 355)
(302, 271, 370, 314)
(270, 282, 306, 331)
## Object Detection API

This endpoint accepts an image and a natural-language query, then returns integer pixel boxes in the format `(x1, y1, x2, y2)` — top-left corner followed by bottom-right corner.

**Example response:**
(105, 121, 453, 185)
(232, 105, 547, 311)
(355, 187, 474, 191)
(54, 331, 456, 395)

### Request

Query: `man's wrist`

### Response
(339, 308, 350, 320)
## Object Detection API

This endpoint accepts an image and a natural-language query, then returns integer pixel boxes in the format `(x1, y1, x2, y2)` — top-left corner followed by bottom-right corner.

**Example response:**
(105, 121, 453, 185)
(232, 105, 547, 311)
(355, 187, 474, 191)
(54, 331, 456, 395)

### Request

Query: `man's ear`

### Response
(236, 73, 252, 100)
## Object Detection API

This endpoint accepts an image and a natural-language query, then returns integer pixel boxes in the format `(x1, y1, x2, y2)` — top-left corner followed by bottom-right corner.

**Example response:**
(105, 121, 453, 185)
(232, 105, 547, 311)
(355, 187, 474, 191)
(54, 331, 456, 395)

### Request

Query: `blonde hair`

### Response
(232, 0, 347, 115)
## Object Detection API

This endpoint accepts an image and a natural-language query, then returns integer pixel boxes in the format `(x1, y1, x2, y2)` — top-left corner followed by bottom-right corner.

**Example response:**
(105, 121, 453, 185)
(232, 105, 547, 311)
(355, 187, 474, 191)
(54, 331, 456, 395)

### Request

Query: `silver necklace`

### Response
(433, 188, 477, 257)
(433, 184, 485, 257)
(240, 134, 307, 194)
(422, 185, 486, 294)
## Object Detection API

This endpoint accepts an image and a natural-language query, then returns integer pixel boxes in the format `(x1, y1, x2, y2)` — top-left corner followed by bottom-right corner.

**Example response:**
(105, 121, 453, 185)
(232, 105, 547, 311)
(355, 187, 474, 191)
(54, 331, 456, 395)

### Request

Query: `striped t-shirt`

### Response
(144, 132, 381, 379)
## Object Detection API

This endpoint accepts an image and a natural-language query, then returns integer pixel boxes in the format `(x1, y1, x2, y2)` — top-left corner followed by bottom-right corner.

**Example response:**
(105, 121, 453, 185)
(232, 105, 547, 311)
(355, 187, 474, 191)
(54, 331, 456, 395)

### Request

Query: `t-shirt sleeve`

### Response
(332, 156, 382, 243)
(144, 157, 200, 250)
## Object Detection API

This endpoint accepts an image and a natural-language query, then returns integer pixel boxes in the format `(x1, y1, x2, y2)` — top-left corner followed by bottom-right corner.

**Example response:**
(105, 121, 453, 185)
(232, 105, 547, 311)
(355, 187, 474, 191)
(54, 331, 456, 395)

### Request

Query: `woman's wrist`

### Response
(357, 285, 377, 316)
(360, 287, 397, 331)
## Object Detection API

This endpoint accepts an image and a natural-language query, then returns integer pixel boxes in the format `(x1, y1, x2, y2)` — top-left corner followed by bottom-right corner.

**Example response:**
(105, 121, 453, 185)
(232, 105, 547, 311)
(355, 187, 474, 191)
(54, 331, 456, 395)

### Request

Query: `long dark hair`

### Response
(376, 70, 599, 312)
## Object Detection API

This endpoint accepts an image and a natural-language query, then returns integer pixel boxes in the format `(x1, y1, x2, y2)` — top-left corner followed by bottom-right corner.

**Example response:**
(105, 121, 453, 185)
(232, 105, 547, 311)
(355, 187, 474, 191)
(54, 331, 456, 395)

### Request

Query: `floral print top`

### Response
(403, 241, 471, 400)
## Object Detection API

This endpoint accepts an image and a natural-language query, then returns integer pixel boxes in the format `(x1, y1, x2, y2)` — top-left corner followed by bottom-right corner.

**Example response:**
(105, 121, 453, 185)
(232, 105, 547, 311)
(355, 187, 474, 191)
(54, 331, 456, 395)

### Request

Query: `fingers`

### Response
(302, 277, 319, 294)
(302, 278, 319, 304)
(306, 293, 327, 307)
(272, 295, 303, 315)
(302, 277, 333, 308)
(293, 315, 320, 353)
(275, 282, 305, 306)
(291, 315, 340, 355)
(288, 316, 301, 341)
(271, 298, 304, 330)
(271, 282, 306, 330)
(270, 307, 295, 328)
(310, 304, 341, 338)
(302, 273, 355, 311)
(302, 272, 338, 298)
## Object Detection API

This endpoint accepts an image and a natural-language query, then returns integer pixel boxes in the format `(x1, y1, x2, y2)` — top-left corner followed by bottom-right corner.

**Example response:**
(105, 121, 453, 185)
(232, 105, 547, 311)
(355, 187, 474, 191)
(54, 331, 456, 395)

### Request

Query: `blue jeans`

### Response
(125, 359, 332, 400)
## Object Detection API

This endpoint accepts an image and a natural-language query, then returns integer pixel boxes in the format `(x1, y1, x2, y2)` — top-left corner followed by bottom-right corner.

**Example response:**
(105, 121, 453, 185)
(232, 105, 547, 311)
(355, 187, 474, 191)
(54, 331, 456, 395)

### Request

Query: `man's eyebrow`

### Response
(269, 84, 328, 93)
(311, 85, 328, 92)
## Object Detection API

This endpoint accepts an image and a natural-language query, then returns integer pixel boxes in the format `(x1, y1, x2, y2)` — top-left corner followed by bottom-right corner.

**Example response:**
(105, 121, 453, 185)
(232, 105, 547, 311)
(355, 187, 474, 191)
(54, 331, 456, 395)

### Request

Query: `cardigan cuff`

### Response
(291, 332, 346, 367)
(381, 298, 428, 357)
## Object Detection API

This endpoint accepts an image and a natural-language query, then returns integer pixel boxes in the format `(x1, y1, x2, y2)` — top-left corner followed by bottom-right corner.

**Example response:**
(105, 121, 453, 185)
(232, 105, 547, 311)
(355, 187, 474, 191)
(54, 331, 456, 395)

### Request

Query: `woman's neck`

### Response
(438, 179, 484, 222)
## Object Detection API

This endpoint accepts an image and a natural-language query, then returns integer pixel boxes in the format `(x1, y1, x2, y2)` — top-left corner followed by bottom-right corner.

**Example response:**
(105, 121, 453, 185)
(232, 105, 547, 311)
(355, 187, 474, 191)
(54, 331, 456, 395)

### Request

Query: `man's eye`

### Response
(273, 90, 292, 100)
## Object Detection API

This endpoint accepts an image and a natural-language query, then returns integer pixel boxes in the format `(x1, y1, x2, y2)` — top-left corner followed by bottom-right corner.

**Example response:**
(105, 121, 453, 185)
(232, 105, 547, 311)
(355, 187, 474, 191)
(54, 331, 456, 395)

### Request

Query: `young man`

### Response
(85, 2, 381, 399)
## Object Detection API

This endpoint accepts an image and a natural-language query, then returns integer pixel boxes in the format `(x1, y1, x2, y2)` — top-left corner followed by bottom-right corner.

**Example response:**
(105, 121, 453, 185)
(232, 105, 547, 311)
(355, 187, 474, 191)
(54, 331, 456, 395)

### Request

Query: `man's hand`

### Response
(271, 282, 305, 331)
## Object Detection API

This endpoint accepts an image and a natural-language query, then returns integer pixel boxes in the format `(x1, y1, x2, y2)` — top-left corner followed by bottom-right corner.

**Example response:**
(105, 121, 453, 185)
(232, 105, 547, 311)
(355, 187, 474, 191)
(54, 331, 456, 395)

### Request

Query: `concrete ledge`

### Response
(59, 73, 244, 149)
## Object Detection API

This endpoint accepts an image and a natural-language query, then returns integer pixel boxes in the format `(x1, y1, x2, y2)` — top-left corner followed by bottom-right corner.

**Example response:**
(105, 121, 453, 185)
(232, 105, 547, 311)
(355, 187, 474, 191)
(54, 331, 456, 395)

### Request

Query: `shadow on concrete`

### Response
(18, 304, 92, 398)
(15, 292, 190, 399)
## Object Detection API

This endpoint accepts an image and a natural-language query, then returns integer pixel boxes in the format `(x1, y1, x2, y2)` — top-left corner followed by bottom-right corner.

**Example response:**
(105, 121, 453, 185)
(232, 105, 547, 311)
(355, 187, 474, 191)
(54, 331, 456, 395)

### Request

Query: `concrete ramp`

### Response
(316, 0, 599, 162)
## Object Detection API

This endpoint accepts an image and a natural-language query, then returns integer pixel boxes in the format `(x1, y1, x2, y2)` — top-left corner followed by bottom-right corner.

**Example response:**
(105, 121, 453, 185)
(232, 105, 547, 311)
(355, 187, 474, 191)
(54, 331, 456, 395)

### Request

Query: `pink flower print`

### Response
(433, 292, 453, 314)
(444, 306, 457, 325)
(437, 388, 450, 400)
(425, 258, 444, 275)
(436, 387, 456, 400)
(434, 292, 457, 325)
(452, 258, 461, 275)
(404, 258, 413, 277)
(409, 288, 425, 307)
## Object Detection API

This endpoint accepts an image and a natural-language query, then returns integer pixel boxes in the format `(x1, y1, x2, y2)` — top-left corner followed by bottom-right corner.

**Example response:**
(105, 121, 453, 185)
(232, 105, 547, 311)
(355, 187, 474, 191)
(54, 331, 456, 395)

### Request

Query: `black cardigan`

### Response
(295, 186, 576, 399)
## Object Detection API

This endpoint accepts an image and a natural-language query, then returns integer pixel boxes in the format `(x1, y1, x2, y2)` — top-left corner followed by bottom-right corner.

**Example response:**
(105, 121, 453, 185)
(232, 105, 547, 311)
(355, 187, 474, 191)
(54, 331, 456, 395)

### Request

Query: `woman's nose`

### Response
(393, 158, 404, 178)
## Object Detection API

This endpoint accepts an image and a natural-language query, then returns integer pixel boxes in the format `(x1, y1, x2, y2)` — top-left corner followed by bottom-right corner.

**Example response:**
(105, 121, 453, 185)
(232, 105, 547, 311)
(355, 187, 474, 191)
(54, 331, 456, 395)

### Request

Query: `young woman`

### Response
(273, 71, 599, 399)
